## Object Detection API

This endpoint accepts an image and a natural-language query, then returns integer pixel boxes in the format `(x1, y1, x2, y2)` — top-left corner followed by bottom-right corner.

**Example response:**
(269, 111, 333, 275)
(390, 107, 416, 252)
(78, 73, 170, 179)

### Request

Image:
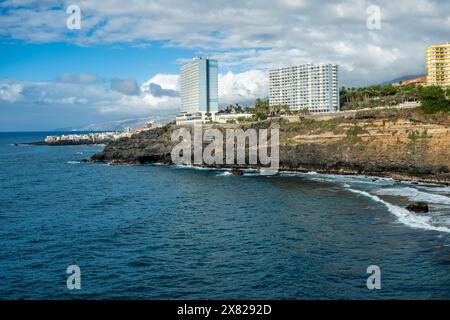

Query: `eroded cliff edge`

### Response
(91, 108, 450, 184)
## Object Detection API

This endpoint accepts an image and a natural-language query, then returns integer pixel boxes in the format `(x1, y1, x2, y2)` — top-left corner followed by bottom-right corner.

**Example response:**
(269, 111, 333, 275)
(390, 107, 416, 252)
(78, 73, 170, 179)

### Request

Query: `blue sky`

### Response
(0, 0, 449, 131)
(0, 42, 190, 83)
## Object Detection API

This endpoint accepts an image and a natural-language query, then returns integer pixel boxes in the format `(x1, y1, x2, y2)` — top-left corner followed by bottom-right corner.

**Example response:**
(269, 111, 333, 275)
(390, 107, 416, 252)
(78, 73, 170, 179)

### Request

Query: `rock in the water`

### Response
(406, 202, 429, 213)
(231, 169, 244, 176)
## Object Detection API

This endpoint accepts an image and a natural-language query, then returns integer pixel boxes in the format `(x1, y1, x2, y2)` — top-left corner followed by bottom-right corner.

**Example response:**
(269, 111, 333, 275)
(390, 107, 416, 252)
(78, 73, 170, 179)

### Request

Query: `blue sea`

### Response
(0, 132, 449, 299)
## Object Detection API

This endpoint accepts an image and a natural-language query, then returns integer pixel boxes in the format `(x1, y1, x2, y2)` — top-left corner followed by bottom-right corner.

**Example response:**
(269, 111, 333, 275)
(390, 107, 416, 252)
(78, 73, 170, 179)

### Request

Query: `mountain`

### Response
(55, 115, 176, 132)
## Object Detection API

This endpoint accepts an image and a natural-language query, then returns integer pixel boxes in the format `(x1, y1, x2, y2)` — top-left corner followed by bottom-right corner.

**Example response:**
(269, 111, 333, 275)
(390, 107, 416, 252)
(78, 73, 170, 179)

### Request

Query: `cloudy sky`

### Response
(0, 0, 449, 131)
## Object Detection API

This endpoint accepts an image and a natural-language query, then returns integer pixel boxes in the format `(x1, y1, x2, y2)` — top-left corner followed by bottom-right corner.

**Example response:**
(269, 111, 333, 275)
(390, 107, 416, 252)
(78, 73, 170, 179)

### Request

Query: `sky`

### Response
(0, 0, 449, 131)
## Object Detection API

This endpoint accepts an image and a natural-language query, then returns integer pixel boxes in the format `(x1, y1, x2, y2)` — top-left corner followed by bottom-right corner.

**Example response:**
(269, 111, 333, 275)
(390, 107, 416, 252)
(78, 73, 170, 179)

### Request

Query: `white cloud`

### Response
(219, 70, 267, 105)
(0, 1, 448, 87)
(143, 74, 180, 91)
(0, 76, 181, 116)
(0, 69, 270, 118)
(0, 82, 23, 102)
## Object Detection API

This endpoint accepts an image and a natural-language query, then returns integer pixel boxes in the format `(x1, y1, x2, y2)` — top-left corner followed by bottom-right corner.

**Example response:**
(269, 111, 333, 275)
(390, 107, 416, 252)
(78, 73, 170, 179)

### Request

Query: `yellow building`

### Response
(426, 43, 450, 88)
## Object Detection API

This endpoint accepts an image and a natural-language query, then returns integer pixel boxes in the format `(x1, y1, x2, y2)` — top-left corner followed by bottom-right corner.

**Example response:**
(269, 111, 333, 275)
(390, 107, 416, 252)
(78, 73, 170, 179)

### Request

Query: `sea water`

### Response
(0, 132, 449, 299)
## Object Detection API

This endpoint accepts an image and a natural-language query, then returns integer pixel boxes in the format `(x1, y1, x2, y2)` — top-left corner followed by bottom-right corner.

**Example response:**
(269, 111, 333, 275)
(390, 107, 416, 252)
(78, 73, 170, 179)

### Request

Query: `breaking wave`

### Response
(348, 188, 450, 234)
(374, 187, 450, 205)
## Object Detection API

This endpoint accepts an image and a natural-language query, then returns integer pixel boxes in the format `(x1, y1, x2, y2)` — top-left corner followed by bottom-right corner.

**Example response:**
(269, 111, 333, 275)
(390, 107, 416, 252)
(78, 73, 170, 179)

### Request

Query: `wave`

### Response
(174, 164, 230, 173)
(305, 174, 395, 189)
(217, 171, 232, 176)
(418, 185, 450, 195)
(278, 171, 318, 177)
(374, 187, 450, 205)
(348, 188, 450, 233)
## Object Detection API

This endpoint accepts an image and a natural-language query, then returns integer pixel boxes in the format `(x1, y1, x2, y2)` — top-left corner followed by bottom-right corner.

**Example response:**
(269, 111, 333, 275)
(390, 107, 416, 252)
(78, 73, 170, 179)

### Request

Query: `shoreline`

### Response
(89, 159, 450, 186)
(14, 141, 107, 147)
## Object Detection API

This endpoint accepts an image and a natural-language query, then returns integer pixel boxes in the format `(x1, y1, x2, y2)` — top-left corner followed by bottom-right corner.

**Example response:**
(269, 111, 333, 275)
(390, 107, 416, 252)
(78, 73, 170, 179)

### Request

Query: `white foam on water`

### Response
(418, 185, 450, 194)
(279, 172, 302, 177)
(243, 172, 260, 176)
(302, 173, 395, 187)
(348, 188, 450, 233)
(174, 164, 226, 172)
(374, 187, 450, 205)
(217, 171, 232, 176)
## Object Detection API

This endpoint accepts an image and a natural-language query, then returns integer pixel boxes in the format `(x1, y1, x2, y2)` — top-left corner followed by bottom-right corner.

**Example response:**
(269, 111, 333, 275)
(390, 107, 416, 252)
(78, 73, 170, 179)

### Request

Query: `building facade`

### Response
(394, 76, 427, 87)
(269, 64, 339, 113)
(426, 43, 450, 88)
(177, 57, 219, 124)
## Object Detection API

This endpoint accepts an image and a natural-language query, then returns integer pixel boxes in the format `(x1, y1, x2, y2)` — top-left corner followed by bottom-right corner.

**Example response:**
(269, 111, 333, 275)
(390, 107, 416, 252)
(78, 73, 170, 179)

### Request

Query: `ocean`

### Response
(0, 132, 449, 299)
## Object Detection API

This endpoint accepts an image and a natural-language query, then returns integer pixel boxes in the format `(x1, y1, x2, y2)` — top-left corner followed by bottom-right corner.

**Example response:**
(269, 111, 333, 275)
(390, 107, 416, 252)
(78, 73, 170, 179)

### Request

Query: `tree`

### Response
(254, 112, 268, 121)
(252, 98, 270, 115)
(419, 86, 449, 114)
(298, 108, 310, 115)
(281, 105, 292, 115)
(381, 84, 397, 96)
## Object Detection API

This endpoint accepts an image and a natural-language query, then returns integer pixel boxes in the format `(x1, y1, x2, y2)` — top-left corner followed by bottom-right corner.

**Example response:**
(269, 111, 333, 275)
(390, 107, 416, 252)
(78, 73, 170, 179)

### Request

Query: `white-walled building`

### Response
(269, 64, 339, 113)
(177, 57, 219, 124)
(215, 113, 253, 124)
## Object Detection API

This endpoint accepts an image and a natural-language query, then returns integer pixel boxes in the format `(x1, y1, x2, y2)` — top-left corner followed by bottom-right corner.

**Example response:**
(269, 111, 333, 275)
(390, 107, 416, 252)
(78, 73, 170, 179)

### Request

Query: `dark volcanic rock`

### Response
(231, 169, 244, 176)
(406, 202, 429, 213)
(91, 126, 173, 164)
(90, 115, 450, 185)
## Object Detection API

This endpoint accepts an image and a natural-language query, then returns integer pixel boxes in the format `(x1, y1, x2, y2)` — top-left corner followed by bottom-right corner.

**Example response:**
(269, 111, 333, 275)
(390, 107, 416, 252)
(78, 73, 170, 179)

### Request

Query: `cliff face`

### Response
(91, 108, 450, 184)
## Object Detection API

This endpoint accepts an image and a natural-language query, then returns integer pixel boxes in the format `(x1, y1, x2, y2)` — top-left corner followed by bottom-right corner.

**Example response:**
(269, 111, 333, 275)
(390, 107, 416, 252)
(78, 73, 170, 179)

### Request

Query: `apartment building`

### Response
(426, 43, 450, 88)
(269, 64, 339, 113)
(177, 57, 219, 124)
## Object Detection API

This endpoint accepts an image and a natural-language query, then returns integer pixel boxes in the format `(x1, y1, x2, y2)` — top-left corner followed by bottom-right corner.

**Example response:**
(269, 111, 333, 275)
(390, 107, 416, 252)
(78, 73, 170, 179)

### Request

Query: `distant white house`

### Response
(215, 113, 253, 124)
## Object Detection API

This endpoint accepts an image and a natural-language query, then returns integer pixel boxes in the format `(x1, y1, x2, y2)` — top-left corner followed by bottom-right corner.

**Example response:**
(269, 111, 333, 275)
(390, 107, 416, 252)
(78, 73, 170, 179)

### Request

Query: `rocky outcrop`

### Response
(91, 126, 174, 164)
(231, 169, 244, 176)
(406, 202, 429, 213)
(91, 108, 450, 185)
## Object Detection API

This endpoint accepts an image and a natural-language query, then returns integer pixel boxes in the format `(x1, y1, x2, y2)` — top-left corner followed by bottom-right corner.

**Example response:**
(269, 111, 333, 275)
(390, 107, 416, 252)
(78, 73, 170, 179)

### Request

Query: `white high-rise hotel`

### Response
(177, 57, 219, 124)
(269, 64, 340, 113)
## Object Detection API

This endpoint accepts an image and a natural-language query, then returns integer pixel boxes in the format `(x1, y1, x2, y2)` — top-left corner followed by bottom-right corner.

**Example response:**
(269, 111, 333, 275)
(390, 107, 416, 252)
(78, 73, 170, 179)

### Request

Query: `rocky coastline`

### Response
(22, 140, 108, 146)
(90, 108, 450, 185)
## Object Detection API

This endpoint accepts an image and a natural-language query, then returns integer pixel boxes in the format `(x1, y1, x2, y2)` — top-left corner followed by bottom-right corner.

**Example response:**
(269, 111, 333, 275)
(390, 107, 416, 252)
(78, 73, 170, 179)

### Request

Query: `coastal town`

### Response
(36, 42, 448, 145)
(91, 43, 450, 186)
(41, 122, 162, 145)
(43, 130, 134, 145)
(175, 43, 449, 125)
(2, 0, 450, 304)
